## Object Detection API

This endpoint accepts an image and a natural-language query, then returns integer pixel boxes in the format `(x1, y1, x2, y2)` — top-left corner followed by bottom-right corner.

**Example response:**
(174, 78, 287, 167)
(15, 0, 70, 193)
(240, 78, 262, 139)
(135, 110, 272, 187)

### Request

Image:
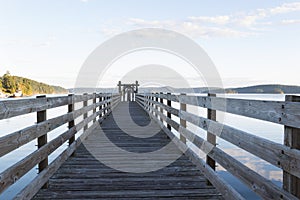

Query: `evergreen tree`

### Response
(2, 71, 16, 93)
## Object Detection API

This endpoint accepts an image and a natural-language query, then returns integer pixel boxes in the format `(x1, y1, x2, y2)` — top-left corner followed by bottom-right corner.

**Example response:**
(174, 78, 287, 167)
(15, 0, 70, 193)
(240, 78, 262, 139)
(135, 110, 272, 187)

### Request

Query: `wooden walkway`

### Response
(33, 102, 221, 199)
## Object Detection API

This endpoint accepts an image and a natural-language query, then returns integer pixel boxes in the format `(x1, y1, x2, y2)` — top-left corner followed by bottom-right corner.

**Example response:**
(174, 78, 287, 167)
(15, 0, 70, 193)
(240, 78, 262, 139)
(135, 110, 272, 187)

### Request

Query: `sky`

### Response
(0, 0, 299, 88)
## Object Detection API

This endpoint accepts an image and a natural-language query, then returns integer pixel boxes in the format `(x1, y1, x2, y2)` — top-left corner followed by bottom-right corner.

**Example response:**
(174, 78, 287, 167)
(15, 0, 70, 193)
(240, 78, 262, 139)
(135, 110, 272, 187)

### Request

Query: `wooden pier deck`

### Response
(33, 102, 222, 199)
(2, 91, 299, 199)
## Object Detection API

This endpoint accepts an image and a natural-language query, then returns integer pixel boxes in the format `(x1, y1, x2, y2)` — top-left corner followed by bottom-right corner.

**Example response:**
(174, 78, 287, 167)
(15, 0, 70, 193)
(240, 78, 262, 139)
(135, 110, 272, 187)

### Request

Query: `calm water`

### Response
(0, 94, 293, 199)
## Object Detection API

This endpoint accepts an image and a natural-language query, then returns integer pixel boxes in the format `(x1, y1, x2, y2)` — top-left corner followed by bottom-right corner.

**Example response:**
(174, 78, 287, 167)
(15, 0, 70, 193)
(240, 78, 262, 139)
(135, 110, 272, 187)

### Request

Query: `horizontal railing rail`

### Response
(0, 93, 121, 199)
(136, 93, 300, 200)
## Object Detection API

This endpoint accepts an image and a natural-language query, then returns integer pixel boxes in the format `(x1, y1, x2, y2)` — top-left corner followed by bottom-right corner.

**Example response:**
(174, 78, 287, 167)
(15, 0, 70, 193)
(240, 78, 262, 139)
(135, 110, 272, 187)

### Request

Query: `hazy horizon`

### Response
(1, 1, 299, 88)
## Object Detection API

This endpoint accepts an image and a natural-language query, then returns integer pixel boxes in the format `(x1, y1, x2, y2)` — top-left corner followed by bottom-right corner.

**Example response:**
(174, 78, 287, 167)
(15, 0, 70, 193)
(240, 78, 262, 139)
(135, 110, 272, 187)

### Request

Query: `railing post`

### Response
(93, 93, 96, 123)
(167, 93, 171, 131)
(160, 92, 164, 122)
(99, 93, 103, 119)
(36, 95, 48, 189)
(103, 95, 107, 117)
(148, 95, 151, 112)
(155, 93, 158, 118)
(68, 94, 75, 153)
(206, 93, 216, 185)
(180, 93, 187, 143)
(283, 95, 300, 198)
(108, 94, 112, 114)
(83, 93, 88, 131)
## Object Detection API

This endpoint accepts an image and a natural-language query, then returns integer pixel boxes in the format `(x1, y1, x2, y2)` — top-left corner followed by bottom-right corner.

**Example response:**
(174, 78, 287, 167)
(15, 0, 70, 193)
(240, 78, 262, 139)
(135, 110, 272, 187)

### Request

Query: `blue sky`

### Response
(0, 0, 299, 88)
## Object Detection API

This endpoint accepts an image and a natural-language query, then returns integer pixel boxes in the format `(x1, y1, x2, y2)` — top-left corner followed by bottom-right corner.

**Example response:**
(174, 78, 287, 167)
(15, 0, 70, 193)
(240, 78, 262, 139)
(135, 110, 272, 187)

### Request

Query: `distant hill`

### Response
(69, 84, 300, 94)
(224, 84, 300, 94)
(0, 72, 67, 96)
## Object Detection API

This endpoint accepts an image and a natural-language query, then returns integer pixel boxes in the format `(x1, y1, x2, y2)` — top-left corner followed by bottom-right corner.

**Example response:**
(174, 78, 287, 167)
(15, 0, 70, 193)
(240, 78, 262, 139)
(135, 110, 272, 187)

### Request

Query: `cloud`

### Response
(101, 2, 300, 38)
(128, 18, 254, 38)
(270, 2, 300, 14)
(281, 19, 300, 24)
(188, 16, 230, 25)
(235, 2, 300, 27)
(80, 0, 89, 2)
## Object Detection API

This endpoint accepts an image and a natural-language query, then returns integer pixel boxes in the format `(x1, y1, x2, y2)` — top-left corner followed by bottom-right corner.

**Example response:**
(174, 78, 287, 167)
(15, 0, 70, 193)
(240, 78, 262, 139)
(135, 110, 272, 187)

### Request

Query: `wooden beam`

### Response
(167, 93, 171, 131)
(36, 95, 48, 189)
(83, 93, 88, 131)
(283, 95, 300, 198)
(93, 93, 97, 123)
(160, 92, 164, 123)
(68, 94, 75, 149)
(206, 93, 216, 185)
(180, 93, 187, 144)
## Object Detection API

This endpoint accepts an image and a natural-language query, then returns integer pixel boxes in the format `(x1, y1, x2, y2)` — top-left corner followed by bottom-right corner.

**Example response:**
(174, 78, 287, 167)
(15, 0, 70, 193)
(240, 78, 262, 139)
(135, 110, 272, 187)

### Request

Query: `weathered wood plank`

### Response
(0, 94, 99, 120)
(144, 98, 300, 179)
(0, 99, 111, 157)
(31, 102, 222, 200)
(283, 95, 300, 198)
(0, 108, 101, 193)
(149, 93, 300, 129)
(14, 119, 98, 200)
(146, 108, 243, 200)
(147, 102, 299, 200)
(179, 110, 300, 179)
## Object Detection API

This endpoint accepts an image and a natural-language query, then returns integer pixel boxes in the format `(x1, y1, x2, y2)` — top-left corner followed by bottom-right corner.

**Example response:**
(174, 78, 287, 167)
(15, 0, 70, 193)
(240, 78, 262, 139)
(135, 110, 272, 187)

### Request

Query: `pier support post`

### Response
(68, 94, 75, 156)
(36, 95, 48, 189)
(167, 93, 171, 131)
(206, 93, 216, 185)
(283, 95, 300, 198)
(180, 93, 187, 144)
(83, 93, 88, 131)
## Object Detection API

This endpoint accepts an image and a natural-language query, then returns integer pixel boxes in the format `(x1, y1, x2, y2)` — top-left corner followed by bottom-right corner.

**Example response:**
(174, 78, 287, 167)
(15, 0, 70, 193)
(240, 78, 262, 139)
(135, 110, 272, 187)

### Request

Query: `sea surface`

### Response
(0, 94, 296, 199)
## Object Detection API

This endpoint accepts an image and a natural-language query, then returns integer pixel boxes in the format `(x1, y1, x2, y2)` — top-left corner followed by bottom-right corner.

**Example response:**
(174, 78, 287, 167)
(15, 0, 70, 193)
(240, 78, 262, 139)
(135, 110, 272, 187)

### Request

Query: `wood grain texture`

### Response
(0, 98, 111, 157)
(142, 93, 300, 200)
(32, 102, 222, 200)
(148, 93, 300, 128)
(0, 94, 100, 120)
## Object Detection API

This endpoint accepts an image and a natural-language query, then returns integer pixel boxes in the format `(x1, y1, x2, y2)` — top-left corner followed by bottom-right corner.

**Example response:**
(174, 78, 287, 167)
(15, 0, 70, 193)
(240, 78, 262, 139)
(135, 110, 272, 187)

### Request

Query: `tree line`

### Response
(0, 71, 67, 96)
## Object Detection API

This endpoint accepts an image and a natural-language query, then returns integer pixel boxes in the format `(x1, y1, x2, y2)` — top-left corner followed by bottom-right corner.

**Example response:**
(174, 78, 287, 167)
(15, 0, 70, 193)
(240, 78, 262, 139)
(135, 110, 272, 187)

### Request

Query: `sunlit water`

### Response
(0, 94, 295, 199)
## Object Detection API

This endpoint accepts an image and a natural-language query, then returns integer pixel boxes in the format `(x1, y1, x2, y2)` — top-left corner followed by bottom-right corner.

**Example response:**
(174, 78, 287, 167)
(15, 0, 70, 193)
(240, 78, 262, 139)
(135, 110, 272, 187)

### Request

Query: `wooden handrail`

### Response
(136, 93, 300, 199)
(141, 93, 300, 129)
(0, 93, 121, 198)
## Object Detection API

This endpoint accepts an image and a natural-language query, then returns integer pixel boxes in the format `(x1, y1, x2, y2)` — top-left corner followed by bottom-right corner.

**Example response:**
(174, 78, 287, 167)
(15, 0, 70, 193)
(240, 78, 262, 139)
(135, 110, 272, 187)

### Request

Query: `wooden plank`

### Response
(14, 119, 98, 200)
(180, 93, 187, 144)
(31, 102, 222, 200)
(150, 93, 300, 129)
(206, 93, 216, 185)
(83, 93, 88, 131)
(36, 95, 48, 189)
(68, 94, 75, 147)
(145, 97, 179, 116)
(0, 99, 110, 157)
(0, 94, 97, 120)
(93, 93, 97, 123)
(146, 108, 243, 200)
(160, 92, 164, 123)
(0, 109, 100, 193)
(283, 95, 300, 198)
(180, 110, 300, 179)
(148, 104, 298, 200)
(167, 93, 171, 131)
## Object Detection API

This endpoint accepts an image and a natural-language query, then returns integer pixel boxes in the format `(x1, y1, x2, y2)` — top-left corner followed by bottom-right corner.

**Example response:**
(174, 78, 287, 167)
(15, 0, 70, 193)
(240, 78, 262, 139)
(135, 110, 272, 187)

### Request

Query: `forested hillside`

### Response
(0, 72, 67, 96)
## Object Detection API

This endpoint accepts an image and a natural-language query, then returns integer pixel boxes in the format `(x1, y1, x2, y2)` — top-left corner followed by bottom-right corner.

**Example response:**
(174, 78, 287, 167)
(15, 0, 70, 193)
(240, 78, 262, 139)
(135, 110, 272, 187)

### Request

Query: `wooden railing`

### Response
(136, 93, 300, 200)
(0, 93, 120, 199)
